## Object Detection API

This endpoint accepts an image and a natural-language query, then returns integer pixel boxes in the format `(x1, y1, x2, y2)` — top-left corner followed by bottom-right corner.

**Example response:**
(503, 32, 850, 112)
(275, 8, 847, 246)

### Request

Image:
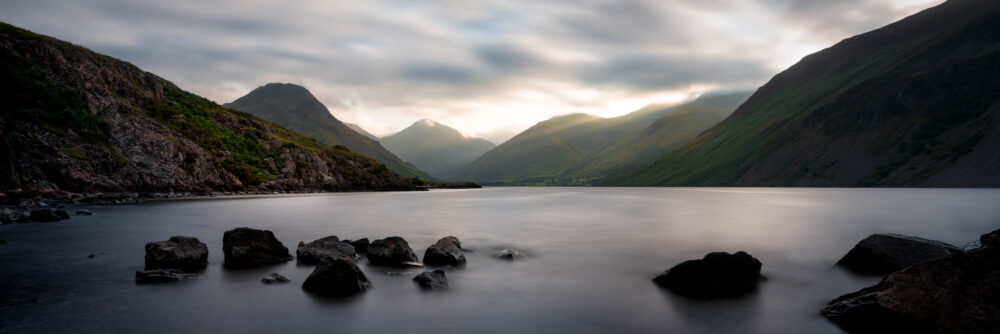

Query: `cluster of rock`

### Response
(1, 206, 88, 224)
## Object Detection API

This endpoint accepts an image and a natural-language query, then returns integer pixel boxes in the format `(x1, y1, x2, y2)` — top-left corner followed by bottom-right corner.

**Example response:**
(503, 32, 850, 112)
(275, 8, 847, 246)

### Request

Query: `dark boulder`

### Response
(345, 238, 370, 254)
(297, 236, 356, 265)
(493, 248, 525, 260)
(261, 273, 291, 284)
(423, 236, 466, 267)
(0, 208, 29, 223)
(135, 269, 199, 284)
(413, 270, 449, 290)
(835, 234, 963, 275)
(302, 255, 371, 297)
(145, 236, 209, 271)
(366, 236, 419, 266)
(29, 208, 70, 222)
(222, 227, 292, 268)
(822, 229, 1000, 333)
(653, 251, 763, 298)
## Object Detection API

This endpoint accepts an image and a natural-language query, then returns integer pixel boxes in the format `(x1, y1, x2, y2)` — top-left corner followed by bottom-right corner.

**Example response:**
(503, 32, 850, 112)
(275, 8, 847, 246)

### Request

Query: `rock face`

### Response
(296, 236, 356, 265)
(0, 208, 28, 223)
(366, 236, 419, 267)
(135, 269, 199, 284)
(145, 236, 209, 271)
(493, 249, 525, 260)
(423, 236, 466, 267)
(0, 22, 418, 199)
(413, 270, 449, 291)
(653, 251, 763, 298)
(222, 227, 292, 268)
(29, 209, 70, 222)
(301, 255, 371, 297)
(822, 230, 1000, 333)
(836, 234, 963, 275)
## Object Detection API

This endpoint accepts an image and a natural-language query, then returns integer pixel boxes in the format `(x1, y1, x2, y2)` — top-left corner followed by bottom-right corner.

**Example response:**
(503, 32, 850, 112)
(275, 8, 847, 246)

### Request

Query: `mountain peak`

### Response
(414, 119, 439, 127)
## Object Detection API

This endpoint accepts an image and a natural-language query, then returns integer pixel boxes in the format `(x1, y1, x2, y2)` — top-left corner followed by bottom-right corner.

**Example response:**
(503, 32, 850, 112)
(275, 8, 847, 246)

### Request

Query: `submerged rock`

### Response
(222, 227, 292, 268)
(653, 251, 763, 298)
(366, 236, 419, 266)
(0, 208, 29, 224)
(135, 269, 199, 284)
(493, 249, 525, 260)
(261, 273, 291, 284)
(423, 236, 466, 267)
(296, 236, 356, 265)
(75, 210, 93, 216)
(822, 229, 1000, 333)
(145, 236, 209, 271)
(29, 208, 70, 222)
(835, 234, 963, 275)
(302, 255, 371, 297)
(413, 270, 449, 290)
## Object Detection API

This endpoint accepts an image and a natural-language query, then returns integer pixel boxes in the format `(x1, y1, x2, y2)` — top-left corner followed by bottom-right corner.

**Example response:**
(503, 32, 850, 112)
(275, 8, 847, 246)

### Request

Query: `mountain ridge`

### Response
(380, 119, 495, 178)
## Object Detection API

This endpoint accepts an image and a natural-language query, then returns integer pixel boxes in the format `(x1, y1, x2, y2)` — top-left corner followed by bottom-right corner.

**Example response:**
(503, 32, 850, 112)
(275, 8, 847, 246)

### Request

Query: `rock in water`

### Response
(261, 273, 291, 284)
(29, 209, 70, 222)
(413, 270, 449, 290)
(145, 236, 209, 271)
(822, 229, 1000, 333)
(135, 269, 198, 284)
(297, 236, 356, 265)
(366, 236, 419, 266)
(493, 249, 525, 260)
(302, 255, 371, 297)
(75, 210, 93, 216)
(0, 208, 28, 223)
(222, 227, 292, 268)
(653, 251, 763, 298)
(423, 236, 466, 267)
(835, 234, 963, 275)
(347, 238, 370, 254)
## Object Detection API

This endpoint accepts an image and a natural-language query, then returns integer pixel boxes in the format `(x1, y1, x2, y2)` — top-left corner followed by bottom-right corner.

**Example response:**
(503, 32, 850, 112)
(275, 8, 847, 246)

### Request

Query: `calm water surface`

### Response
(1, 187, 998, 333)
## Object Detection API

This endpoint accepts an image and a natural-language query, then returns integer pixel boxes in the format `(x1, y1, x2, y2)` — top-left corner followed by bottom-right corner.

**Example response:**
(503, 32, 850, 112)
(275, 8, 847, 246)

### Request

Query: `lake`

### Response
(1, 187, 998, 333)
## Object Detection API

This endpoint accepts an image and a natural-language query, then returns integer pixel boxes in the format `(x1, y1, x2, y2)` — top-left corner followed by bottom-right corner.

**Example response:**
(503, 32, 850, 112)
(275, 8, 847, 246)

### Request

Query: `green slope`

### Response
(449, 93, 748, 185)
(224, 83, 434, 180)
(380, 119, 495, 179)
(611, 0, 1000, 187)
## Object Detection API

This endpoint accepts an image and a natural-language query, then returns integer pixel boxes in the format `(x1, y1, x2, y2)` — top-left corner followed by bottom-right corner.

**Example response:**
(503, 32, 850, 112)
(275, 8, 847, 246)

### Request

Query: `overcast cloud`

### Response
(0, 0, 942, 143)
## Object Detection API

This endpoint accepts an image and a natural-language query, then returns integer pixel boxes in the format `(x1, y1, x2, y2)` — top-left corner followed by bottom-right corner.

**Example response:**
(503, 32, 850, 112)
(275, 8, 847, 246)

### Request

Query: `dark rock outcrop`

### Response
(261, 273, 291, 284)
(835, 234, 963, 275)
(822, 230, 1000, 333)
(0, 208, 28, 223)
(423, 236, 466, 267)
(345, 238, 370, 254)
(222, 227, 292, 268)
(493, 249, 525, 260)
(366, 236, 419, 266)
(29, 208, 70, 222)
(653, 251, 763, 298)
(135, 269, 199, 284)
(413, 270, 449, 290)
(145, 236, 209, 271)
(301, 255, 371, 297)
(296, 236, 356, 265)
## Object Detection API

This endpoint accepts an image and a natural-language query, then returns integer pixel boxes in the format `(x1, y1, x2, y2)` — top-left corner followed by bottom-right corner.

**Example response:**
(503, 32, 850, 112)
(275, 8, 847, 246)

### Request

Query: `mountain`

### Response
(449, 92, 748, 185)
(0, 22, 416, 198)
(345, 122, 379, 140)
(612, 0, 1000, 187)
(224, 83, 433, 180)
(379, 119, 495, 178)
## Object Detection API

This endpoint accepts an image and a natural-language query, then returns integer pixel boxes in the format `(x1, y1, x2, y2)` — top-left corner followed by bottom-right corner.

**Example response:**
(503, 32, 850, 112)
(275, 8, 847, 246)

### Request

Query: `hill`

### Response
(380, 119, 495, 178)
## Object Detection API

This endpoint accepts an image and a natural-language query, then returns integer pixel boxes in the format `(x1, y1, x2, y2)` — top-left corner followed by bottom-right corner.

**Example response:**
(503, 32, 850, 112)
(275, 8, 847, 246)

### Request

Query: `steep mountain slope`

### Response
(224, 83, 433, 180)
(345, 122, 378, 140)
(0, 22, 415, 197)
(613, 0, 1000, 187)
(380, 119, 495, 178)
(450, 93, 748, 185)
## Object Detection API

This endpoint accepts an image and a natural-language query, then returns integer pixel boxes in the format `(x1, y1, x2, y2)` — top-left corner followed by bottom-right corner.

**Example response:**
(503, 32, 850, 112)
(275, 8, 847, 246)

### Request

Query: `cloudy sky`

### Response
(1, 0, 941, 143)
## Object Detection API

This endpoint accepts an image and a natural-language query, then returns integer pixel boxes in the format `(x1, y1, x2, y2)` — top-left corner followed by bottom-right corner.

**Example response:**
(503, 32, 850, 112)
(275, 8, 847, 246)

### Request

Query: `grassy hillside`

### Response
(380, 119, 495, 178)
(612, 0, 1000, 187)
(225, 83, 434, 180)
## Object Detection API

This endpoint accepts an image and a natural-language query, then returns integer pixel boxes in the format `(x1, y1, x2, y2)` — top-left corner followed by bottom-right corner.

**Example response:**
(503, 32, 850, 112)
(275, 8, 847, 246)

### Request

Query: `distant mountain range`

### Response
(0, 23, 415, 196)
(224, 83, 433, 180)
(450, 92, 750, 185)
(345, 122, 379, 140)
(611, 0, 1000, 187)
(380, 119, 495, 178)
